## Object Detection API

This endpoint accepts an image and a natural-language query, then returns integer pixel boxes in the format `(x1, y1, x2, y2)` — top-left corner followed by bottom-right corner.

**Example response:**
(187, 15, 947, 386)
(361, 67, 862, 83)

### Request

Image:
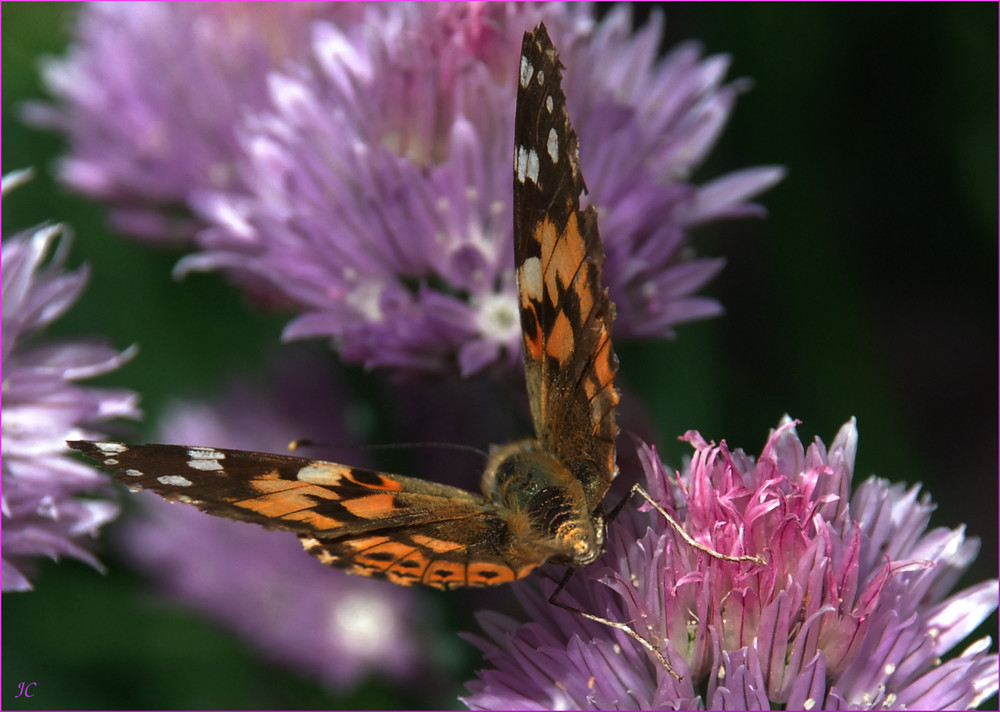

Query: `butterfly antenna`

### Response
(365, 442, 490, 459)
(288, 439, 489, 459)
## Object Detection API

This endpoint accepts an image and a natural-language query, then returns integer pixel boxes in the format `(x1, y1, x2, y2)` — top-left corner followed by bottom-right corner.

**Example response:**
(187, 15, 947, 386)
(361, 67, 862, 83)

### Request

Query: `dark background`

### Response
(4, 3, 996, 709)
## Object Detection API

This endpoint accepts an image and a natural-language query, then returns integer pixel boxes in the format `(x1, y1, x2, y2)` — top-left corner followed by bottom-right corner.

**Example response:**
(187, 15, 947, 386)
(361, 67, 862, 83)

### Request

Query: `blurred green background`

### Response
(3, 3, 996, 709)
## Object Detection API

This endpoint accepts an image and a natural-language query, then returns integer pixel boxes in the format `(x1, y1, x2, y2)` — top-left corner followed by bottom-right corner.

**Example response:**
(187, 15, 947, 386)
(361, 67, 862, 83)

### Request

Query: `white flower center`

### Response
(475, 291, 520, 346)
(346, 281, 384, 322)
(328, 591, 394, 658)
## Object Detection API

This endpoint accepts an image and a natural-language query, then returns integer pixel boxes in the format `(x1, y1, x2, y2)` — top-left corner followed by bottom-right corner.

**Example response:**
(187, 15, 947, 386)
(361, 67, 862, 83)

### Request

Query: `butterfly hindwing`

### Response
(513, 25, 619, 509)
(300, 514, 539, 589)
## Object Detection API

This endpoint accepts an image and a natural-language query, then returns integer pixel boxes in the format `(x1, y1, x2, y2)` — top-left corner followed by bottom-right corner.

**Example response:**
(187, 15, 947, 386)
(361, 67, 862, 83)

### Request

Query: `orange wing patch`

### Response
(301, 519, 527, 590)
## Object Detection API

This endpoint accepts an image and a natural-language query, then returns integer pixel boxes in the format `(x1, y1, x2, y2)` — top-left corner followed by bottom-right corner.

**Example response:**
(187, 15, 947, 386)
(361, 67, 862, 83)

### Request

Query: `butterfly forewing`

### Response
(68, 440, 532, 589)
(513, 25, 619, 510)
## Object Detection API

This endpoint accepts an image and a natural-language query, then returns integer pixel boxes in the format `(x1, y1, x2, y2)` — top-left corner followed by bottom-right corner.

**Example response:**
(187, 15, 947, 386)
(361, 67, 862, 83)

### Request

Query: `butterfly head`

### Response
(549, 506, 605, 567)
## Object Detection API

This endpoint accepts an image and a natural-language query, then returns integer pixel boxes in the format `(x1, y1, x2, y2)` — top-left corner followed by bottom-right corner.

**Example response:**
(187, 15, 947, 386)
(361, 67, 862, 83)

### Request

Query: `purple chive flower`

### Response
(2, 169, 140, 592)
(115, 352, 422, 688)
(175, 3, 783, 376)
(24, 3, 356, 244)
(463, 418, 998, 710)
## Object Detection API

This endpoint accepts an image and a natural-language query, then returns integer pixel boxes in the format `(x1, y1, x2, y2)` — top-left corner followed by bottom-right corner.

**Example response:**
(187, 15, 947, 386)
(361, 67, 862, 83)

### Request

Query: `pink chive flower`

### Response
(2, 169, 139, 591)
(463, 419, 998, 710)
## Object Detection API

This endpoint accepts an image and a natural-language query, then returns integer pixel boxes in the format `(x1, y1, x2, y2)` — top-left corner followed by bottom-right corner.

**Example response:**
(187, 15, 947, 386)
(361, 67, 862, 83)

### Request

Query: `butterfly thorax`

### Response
(481, 440, 605, 568)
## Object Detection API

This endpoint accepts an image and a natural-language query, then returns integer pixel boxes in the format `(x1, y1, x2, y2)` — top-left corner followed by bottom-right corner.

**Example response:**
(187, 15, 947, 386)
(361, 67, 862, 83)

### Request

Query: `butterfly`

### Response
(69, 23, 619, 592)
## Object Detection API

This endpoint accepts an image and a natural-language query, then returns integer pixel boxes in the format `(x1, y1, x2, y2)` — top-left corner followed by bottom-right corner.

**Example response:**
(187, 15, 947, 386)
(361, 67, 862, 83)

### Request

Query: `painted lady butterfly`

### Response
(70, 24, 619, 592)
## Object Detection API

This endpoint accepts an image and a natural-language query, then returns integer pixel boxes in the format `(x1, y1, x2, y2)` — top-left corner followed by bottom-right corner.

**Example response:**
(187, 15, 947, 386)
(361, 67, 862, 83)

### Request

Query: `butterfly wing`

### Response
(69, 441, 543, 589)
(513, 25, 619, 510)
(299, 515, 539, 590)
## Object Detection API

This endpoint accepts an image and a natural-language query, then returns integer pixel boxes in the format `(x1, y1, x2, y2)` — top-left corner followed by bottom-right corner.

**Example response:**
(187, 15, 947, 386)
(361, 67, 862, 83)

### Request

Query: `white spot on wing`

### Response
(297, 464, 346, 485)
(547, 128, 559, 164)
(96, 443, 127, 455)
(158, 475, 193, 487)
(188, 459, 224, 471)
(519, 56, 533, 88)
(525, 149, 539, 185)
(536, 69, 544, 85)
(516, 144, 541, 185)
(519, 257, 543, 302)
(187, 447, 225, 460)
(125, 469, 143, 477)
(186, 447, 224, 471)
(104, 458, 119, 466)
(545, 95, 553, 113)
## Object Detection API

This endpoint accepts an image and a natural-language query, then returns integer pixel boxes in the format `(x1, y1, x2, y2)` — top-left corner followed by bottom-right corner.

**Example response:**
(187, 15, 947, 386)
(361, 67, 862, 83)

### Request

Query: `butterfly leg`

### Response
(546, 481, 766, 679)
(628, 484, 766, 567)
(547, 567, 681, 680)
